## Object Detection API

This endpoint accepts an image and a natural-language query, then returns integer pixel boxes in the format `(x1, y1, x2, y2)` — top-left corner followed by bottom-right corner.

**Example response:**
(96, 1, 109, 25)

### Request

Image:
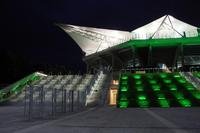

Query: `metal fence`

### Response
(24, 85, 87, 121)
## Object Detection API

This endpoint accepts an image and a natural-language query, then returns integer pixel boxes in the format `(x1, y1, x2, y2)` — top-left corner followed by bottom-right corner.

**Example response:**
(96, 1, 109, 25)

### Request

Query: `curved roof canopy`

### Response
(58, 15, 198, 56)
(131, 15, 198, 39)
(58, 24, 131, 56)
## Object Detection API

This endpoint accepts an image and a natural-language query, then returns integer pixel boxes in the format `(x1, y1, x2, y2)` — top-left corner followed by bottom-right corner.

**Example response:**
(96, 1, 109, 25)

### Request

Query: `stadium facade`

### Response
(1, 15, 200, 110)
(58, 15, 200, 73)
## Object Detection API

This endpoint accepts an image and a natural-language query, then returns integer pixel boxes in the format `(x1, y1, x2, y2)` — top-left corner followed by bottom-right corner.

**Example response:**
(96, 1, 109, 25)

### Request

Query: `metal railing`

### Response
(24, 85, 87, 121)
(180, 72, 200, 90)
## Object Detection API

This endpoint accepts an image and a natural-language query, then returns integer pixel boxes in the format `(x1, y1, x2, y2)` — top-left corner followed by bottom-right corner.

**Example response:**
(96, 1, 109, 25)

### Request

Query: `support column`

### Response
(173, 46, 179, 72)
(175, 60, 178, 72)
(180, 44, 184, 68)
(111, 54, 115, 80)
(148, 45, 152, 67)
(86, 63, 89, 73)
(131, 45, 136, 68)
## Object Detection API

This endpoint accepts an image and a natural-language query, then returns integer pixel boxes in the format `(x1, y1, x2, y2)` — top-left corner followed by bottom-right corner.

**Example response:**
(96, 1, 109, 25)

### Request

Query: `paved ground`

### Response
(1, 105, 200, 133)
(0, 106, 200, 133)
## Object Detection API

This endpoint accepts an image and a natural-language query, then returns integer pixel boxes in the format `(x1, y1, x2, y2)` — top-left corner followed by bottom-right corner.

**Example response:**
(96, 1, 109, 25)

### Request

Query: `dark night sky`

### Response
(1, 0, 200, 81)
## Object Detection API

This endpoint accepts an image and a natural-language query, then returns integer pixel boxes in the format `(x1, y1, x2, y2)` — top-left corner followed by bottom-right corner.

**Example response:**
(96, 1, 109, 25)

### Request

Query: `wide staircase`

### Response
(0, 72, 42, 103)
(0, 71, 110, 107)
(117, 72, 200, 108)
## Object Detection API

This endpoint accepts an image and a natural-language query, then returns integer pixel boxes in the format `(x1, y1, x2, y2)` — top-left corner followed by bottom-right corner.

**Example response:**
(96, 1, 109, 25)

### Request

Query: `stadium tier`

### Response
(0, 71, 109, 108)
(117, 72, 200, 108)
(0, 72, 42, 103)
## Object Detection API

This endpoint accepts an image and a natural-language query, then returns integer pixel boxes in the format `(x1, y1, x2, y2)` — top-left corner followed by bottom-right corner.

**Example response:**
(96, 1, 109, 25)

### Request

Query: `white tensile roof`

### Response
(131, 15, 198, 39)
(58, 24, 131, 56)
(58, 15, 198, 56)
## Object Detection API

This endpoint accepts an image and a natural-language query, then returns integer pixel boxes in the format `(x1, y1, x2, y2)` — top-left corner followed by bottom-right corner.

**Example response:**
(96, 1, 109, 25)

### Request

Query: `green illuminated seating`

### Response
(121, 85, 128, 92)
(135, 80, 142, 85)
(191, 91, 200, 99)
(119, 101, 129, 108)
(168, 84, 177, 91)
(0, 73, 41, 103)
(156, 93, 166, 100)
(163, 79, 172, 84)
(193, 72, 200, 79)
(152, 85, 161, 91)
(117, 72, 200, 108)
(133, 74, 141, 79)
(137, 100, 149, 107)
(136, 85, 144, 91)
(149, 79, 157, 84)
(158, 99, 170, 107)
(160, 73, 168, 78)
(178, 99, 191, 107)
(137, 94, 147, 100)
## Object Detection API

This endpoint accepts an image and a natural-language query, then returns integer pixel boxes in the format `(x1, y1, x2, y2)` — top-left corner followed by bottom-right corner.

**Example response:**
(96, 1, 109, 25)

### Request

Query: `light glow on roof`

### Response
(58, 15, 199, 56)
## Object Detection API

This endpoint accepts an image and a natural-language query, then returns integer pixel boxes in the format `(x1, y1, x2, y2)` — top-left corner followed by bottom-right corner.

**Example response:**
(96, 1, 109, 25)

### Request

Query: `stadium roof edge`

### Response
(58, 15, 199, 56)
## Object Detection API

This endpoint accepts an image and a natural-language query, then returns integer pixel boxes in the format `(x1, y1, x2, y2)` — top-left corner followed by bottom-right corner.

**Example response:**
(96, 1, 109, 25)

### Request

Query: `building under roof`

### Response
(58, 15, 200, 71)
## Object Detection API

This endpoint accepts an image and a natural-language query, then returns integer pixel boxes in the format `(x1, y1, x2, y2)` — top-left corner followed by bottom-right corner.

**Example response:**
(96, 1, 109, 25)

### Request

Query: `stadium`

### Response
(1, 15, 200, 132)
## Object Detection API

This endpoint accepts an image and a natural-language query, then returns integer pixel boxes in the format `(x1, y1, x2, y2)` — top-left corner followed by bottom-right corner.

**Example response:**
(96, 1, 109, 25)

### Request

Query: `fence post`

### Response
(24, 86, 27, 120)
(39, 86, 44, 119)
(51, 88, 54, 116)
(71, 90, 74, 112)
(28, 86, 33, 121)
(77, 90, 80, 110)
(51, 88, 57, 117)
(63, 89, 67, 113)
(54, 88, 57, 115)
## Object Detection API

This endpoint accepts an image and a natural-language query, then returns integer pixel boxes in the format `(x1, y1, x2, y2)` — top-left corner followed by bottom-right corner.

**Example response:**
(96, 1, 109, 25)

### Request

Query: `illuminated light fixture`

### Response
(119, 101, 129, 108)
(178, 79, 186, 84)
(163, 79, 172, 84)
(121, 86, 128, 91)
(120, 95, 128, 100)
(152, 85, 161, 91)
(195, 73, 200, 78)
(185, 85, 195, 91)
(133, 74, 141, 79)
(138, 94, 146, 100)
(173, 74, 181, 78)
(170, 87, 177, 91)
(146, 74, 154, 79)
(173, 91, 184, 99)
(169, 84, 177, 91)
(137, 100, 149, 107)
(135, 80, 142, 85)
(121, 81, 128, 85)
(136, 86, 144, 91)
(160, 73, 168, 78)
(157, 93, 166, 100)
(191, 91, 200, 99)
(113, 80, 119, 85)
(121, 76, 128, 80)
(11, 85, 19, 92)
(149, 80, 157, 84)
(158, 99, 170, 107)
(36, 72, 47, 77)
(179, 99, 191, 107)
